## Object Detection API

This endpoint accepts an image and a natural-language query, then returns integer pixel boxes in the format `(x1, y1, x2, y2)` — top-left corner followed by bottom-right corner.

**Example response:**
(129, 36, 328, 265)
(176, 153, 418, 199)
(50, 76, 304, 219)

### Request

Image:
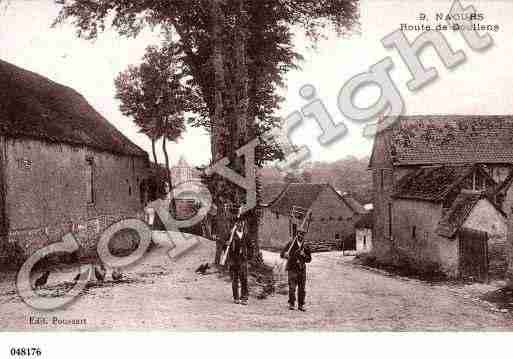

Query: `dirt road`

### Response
(0, 238, 511, 330)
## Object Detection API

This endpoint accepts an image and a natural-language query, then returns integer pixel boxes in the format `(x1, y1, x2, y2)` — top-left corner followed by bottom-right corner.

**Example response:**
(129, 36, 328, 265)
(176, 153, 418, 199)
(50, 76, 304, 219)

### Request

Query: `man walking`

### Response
(280, 231, 312, 311)
(224, 209, 252, 305)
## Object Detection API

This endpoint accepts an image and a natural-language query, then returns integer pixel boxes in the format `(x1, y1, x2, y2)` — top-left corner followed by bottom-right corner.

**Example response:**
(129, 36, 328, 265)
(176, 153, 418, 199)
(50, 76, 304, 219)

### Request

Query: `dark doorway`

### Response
(459, 228, 489, 283)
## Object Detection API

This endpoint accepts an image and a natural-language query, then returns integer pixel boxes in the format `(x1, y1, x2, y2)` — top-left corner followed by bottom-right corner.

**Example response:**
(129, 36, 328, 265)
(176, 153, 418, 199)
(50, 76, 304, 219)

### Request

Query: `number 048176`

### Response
(9, 348, 42, 357)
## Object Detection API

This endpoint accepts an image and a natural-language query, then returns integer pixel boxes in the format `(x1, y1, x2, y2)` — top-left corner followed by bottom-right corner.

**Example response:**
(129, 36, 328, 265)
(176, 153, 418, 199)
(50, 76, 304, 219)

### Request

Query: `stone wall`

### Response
(259, 209, 290, 250)
(370, 131, 399, 262)
(356, 228, 372, 254)
(259, 188, 361, 252)
(2, 137, 149, 259)
(392, 199, 459, 276)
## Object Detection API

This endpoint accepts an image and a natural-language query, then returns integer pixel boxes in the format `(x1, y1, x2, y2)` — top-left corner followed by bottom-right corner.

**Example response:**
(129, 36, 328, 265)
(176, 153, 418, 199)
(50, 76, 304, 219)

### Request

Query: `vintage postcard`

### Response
(0, 0, 512, 356)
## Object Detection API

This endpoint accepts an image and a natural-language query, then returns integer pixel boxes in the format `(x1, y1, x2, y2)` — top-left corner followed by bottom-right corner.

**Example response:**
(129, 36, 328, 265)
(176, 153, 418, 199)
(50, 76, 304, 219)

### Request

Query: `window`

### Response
(380, 169, 384, 190)
(412, 226, 416, 239)
(363, 236, 367, 247)
(86, 157, 94, 204)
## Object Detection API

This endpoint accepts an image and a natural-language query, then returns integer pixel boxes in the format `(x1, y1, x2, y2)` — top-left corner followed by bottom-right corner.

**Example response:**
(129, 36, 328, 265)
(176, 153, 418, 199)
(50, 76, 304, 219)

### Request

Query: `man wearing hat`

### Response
(280, 231, 312, 311)
(223, 207, 252, 305)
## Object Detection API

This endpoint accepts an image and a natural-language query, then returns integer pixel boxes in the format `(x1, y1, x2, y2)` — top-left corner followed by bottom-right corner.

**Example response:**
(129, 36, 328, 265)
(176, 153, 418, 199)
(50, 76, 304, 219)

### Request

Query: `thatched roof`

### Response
(0, 59, 147, 158)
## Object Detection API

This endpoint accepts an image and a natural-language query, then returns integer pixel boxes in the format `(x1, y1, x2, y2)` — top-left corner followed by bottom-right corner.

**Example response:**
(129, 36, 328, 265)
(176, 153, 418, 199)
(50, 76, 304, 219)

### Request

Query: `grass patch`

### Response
(354, 253, 448, 284)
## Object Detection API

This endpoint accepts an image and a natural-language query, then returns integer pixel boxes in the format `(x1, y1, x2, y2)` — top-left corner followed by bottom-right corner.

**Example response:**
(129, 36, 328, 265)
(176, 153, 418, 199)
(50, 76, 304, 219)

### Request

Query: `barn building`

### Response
(370, 115, 513, 280)
(0, 59, 149, 265)
(259, 183, 366, 252)
(259, 182, 287, 207)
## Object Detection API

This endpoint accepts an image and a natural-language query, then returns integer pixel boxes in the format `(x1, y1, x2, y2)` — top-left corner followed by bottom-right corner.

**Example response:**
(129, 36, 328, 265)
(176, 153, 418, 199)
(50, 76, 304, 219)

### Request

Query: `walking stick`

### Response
(219, 210, 245, 266)
(220, 223, 237, 266)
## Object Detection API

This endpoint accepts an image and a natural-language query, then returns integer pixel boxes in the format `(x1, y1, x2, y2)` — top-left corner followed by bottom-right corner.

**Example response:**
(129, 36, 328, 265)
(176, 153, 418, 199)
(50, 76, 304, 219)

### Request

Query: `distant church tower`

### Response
(171, 156, 196, 188)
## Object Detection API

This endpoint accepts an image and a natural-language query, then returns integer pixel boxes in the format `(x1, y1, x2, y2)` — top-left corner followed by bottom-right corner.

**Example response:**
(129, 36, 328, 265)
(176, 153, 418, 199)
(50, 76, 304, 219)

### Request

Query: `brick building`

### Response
(0, 59, 149, 263)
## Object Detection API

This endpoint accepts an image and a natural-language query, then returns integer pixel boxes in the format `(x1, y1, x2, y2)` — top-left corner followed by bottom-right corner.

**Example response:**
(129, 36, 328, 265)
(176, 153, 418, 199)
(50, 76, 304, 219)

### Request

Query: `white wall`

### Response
(356, 228, 372, 254)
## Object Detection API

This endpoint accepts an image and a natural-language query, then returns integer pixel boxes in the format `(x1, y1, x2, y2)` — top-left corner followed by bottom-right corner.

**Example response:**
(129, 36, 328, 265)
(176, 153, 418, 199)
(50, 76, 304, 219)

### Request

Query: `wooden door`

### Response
(459, 228, 489, 283)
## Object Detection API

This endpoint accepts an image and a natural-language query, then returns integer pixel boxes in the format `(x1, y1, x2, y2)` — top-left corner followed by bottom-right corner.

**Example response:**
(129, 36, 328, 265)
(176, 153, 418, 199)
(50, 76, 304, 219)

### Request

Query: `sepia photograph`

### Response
(0, 0, 513, 356)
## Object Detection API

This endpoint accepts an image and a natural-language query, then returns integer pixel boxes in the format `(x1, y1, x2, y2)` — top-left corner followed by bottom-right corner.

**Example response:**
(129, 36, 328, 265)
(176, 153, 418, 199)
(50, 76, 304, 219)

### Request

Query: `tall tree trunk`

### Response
(210, 0, 233, 265)
(151, 138, 158, 165)
(162, 137, 171, 187)
(232, 0, 261, 264)
(162, 136, 175, 216)
(210, 0, 228, 164)
(234, 0, 249, 149)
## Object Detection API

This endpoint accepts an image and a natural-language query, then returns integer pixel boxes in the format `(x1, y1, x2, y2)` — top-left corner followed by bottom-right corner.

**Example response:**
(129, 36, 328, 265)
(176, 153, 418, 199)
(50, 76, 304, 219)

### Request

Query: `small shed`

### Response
(355, 210, 373, 254)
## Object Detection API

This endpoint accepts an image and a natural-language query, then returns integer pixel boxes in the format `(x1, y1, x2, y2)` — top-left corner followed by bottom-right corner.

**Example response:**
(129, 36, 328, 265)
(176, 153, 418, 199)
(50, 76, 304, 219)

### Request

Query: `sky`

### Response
(0, 0, 511, 167)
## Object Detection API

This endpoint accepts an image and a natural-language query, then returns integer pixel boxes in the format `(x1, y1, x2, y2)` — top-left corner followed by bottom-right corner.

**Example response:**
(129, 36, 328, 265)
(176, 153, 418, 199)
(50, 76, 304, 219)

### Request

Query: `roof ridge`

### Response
(372, 115, 513, 167)
(0, 58, 147, 158)
(436, 192, 487, 238)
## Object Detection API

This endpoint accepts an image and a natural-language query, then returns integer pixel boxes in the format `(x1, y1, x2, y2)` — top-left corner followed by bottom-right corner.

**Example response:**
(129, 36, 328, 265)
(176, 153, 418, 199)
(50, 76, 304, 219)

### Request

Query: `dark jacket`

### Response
(280, 239, 312, 272)
(226, 220, 252, 266)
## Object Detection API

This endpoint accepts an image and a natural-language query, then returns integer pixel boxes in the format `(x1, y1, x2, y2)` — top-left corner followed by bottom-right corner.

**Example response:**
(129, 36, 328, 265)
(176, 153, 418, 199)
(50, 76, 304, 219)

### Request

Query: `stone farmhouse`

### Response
(370, 115, 513, 280)
(0, 59, 149, 265)
(259, 183, 366, 252)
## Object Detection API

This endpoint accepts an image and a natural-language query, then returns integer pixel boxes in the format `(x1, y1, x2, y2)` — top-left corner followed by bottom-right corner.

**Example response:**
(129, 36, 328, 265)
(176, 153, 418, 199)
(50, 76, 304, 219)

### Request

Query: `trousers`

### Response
(288, 269, 306, 306)
(230, 262, 248, 300)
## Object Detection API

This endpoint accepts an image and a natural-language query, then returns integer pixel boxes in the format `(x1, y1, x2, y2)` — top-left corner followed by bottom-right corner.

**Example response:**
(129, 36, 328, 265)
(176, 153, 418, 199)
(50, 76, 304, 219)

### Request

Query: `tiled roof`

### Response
(382, 115, 513, 166)
(343, 196, 367, 215)
(0, 59, 147, 157)
(260, 182, 287, 206)
(268, 183, 364, 216)
(393, 165, 496, 202)
(492, 168, 513, 196)
(269, 183, 326, 215)
(436, 192, 483, 238)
